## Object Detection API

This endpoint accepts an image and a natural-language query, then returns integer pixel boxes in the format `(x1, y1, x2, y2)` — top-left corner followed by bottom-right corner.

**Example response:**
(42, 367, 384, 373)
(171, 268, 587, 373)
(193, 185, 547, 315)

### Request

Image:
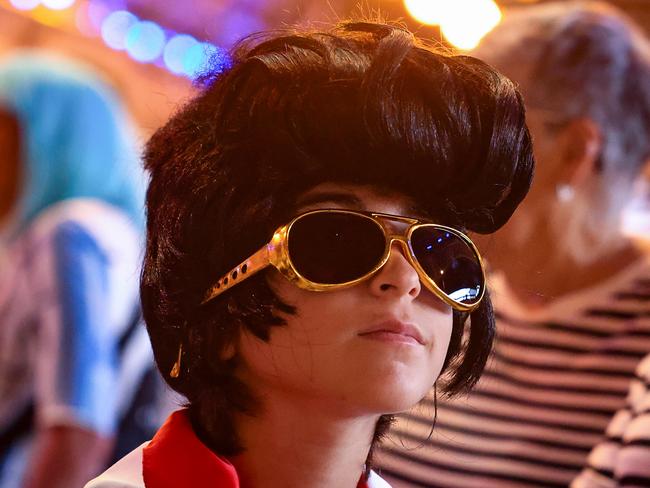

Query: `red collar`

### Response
(143, 410, 238, 487)
(143, 410, 371, 488)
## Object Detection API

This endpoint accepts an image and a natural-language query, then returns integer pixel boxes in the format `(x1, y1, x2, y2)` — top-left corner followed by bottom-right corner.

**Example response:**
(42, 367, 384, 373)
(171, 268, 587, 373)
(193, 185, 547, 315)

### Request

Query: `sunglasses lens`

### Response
(410, 226, 483, 306)
(288, 212, 386, 284)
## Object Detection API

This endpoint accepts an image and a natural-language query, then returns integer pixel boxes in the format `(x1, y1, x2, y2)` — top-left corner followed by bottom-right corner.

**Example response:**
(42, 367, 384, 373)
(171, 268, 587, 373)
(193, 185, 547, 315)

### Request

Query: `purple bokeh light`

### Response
(101, 10, 138, 50)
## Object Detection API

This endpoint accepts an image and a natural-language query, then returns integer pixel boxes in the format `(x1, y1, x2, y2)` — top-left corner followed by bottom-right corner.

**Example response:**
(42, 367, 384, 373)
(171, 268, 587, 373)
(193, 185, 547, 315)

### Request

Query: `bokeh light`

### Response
(87, 0, 110, 31)
(125, 20, 166, 62)
(208, 45, 232, 75)
(183, 42, 230, 79)
(31, 3, 71, 25)
(15, 0, 236, 78)
(75, 2, 95, 36)
(403, 0, 444, 25)
(439, 0, 501, 50)
(9, 0, 40, 10)
(41, 0, 75, 10)
(404, 0, 502, 50)
(182, 42, 213, 78)
(163, 34, 199, 74)
(101, 10, 137, 50)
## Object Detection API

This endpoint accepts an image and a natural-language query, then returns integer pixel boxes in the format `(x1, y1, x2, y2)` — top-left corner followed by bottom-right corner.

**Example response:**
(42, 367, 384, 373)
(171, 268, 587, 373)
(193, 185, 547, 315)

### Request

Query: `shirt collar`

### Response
(143, 409, 374, 488)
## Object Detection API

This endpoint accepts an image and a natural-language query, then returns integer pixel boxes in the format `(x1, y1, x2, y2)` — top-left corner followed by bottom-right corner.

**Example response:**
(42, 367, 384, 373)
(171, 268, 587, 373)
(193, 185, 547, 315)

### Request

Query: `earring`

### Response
(556, 183, 575, 203)
(169, 343, 183, 378)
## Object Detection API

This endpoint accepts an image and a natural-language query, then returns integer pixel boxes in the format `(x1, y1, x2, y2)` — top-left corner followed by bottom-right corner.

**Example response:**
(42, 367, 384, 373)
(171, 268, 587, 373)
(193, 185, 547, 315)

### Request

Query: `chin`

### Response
(363, 362, 441, 412)
(359, 382, 434, 415)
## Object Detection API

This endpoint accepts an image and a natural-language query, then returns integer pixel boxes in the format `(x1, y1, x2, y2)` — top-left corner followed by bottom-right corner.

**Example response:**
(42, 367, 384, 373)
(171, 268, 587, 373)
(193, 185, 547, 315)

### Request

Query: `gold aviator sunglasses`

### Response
(203, 209, 486, 312)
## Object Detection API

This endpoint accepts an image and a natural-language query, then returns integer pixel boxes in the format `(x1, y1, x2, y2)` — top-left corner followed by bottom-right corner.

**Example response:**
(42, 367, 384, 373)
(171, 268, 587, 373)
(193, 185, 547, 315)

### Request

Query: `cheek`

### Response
(234, 289, 342, 390)
(403, 295, 454, 396)
(239, 273, 456, 413)
(432, 328, 453, 387)
(418, 291, 454, 350)
(420, 307, 454, 384)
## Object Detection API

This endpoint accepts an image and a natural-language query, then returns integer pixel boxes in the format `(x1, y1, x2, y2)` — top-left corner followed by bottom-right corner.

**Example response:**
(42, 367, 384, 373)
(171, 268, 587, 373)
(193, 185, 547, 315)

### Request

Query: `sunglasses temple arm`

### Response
(201, 244, 272, 304)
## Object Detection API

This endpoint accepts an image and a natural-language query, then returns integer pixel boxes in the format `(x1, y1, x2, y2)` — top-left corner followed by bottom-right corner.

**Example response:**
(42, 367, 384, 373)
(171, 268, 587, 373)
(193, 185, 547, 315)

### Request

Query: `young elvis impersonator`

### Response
(86, 20, 534, 488)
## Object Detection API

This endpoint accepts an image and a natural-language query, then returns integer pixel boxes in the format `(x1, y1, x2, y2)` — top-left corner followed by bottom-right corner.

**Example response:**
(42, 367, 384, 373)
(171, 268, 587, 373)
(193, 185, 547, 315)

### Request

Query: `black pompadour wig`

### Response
(141, 21, 534, 465)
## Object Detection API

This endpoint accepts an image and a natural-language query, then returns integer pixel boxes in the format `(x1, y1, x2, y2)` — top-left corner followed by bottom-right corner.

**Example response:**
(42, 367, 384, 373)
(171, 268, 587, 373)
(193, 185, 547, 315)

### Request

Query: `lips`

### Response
(358, 319, 426, 345)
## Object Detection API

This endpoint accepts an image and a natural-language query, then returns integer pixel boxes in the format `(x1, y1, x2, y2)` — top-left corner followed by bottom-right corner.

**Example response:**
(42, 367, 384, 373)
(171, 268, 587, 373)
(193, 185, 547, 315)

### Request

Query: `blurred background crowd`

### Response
(1, 0, 650, 487)
(6, 0, 648, 138)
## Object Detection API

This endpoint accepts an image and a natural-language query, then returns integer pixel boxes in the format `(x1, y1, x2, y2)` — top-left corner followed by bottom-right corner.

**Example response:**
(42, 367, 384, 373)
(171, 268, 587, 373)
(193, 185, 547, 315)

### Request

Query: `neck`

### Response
(480, 212, 642, 307)
(230, 396, 377, 488)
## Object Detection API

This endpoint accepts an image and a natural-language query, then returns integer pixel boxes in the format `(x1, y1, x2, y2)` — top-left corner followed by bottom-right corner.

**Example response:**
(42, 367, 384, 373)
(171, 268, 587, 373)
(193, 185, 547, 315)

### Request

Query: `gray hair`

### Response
(474, 1, 650, 182)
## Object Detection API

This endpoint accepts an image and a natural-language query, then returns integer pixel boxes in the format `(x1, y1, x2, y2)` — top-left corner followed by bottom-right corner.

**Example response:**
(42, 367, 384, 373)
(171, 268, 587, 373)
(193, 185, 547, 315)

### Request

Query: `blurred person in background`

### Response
(571, 163, 650, 488)
(573, 352, 650, 486)
(0, 52, 161, 488)
(377, 2, 650, 487)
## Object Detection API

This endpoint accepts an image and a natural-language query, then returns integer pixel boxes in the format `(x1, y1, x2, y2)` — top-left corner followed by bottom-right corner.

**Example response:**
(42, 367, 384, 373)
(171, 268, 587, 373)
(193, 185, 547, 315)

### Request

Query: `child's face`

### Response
(236, 183, 454, 416)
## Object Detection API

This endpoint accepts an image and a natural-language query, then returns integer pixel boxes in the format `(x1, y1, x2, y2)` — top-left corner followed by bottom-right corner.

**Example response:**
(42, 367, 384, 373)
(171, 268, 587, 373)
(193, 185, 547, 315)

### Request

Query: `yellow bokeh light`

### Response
(30, 3, 73, 26)
(404, 0, 502, 51)
(403, 0, 445, 25)
(440, 0, 502, 50)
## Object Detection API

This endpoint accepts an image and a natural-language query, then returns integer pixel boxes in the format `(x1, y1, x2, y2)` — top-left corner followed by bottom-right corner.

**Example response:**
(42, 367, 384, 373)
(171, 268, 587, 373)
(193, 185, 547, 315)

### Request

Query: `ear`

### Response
(219, 340, 237, 361)
(557, 118, 602, 187)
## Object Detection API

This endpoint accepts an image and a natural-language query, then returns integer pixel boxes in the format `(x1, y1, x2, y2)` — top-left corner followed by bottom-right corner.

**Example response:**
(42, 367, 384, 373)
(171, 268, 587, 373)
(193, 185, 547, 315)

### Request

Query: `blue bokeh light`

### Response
(101, 10, 138, 50)
(163, 34, 198, 74)
(183, 42, 211, 78)
(125, 20, 166, 63)
(90, 2, 234, 78)
(182, 42, 231, 79)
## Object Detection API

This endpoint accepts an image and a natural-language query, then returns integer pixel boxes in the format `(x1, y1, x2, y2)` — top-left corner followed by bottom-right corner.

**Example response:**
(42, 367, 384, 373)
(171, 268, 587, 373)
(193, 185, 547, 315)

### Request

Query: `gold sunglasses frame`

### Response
(202, 209, 486, 312)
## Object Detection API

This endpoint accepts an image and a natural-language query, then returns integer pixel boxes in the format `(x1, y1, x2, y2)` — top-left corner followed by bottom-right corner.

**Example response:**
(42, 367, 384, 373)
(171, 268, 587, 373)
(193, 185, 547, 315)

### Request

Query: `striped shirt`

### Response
(0, 199, 153, 488)
(572, 353, 650, 488)
(376, 260, 650, 488)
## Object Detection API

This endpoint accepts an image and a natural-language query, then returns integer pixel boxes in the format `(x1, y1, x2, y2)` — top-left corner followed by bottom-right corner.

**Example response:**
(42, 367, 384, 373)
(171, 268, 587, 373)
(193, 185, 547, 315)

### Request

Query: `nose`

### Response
(368, 241, 421, 299)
